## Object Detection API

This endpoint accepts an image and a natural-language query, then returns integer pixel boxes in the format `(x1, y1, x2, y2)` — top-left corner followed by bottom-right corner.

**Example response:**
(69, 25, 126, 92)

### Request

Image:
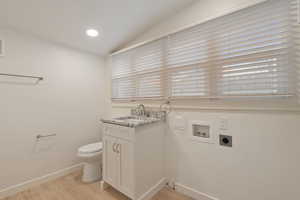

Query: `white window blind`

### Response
(214, 0, 295, 97)
(111, 39, 164, 100)
(166, 24, 211, 97)
(111, 0, 299, 101)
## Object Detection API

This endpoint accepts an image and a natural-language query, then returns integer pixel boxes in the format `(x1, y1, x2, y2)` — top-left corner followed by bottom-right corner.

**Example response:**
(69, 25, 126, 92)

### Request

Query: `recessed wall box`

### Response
(193, 124, 210, 138)
(189, 120, 215, 144)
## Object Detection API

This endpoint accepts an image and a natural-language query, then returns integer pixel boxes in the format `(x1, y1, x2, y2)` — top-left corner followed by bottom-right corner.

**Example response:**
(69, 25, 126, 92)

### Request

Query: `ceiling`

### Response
(0, 0, 195, 56)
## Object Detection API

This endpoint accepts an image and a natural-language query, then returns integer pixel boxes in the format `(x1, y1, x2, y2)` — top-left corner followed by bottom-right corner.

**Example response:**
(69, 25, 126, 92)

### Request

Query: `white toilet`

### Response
(77, 142, 103, 183)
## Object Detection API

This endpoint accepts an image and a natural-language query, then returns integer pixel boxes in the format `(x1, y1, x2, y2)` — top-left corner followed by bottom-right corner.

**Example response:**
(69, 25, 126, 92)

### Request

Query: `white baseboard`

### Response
(175, 182, 219, 200)
(137, 178, 167, 200)
(0, 163, 83, 199)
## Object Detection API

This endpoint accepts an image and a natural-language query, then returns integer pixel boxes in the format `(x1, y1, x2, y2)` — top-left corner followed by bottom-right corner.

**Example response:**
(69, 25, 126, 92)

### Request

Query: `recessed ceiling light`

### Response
(86, 29, 99, 37)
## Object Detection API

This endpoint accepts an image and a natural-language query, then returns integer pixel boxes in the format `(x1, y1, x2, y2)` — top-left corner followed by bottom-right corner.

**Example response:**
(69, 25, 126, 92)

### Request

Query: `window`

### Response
(214, 0, 294, 97)
(111, 39, 165, 100)
(111, 0, 299, 101)
(166, 24, 211, 97)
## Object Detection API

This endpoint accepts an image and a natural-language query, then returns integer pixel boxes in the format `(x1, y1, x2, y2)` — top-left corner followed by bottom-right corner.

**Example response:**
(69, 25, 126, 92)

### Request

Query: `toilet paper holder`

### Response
(36, 134, 56, 139)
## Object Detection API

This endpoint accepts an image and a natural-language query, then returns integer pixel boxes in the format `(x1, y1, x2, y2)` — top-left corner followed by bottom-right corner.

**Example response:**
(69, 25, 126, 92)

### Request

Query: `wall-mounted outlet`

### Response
(219, 135, 232, 147)
(219, 117, 228, 130)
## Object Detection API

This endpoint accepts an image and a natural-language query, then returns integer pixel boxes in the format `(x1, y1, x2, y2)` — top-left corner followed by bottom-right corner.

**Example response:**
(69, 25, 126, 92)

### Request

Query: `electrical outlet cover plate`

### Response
(219, 135, 233, 147)
(188, 120, 215, 144)
(219, 117, 228, 131)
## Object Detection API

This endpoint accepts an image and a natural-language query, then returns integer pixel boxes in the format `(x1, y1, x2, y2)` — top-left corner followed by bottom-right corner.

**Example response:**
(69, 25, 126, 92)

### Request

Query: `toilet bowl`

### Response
(78, 142, 103, 183)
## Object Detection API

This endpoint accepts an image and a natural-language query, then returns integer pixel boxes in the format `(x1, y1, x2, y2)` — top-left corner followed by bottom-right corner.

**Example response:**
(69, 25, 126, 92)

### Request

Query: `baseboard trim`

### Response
(175, 182, 219, 200)
(0, 163, 83, 199)
(137, 178, 167, 200)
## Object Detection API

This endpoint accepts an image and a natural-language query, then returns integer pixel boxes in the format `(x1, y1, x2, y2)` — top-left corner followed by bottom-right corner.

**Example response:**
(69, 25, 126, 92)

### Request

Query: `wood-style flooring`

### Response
(2, 171, 192, 200)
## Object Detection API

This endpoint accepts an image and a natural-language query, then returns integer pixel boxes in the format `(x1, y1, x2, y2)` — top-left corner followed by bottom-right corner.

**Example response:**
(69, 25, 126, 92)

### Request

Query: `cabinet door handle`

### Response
(116, 144, 121, 154)
(112, 143, 116, 152)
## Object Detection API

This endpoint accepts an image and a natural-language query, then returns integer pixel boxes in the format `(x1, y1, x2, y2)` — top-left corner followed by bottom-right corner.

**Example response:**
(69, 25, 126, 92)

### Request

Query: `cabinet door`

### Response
(117, 139, 134, 197)
(103, 135, 118, 188)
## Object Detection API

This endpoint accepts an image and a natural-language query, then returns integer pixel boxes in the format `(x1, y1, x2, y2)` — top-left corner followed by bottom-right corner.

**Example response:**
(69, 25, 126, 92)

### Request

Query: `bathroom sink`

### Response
(114, 116, 144, 121)
(101, 109, 166, 127)
(113, 116, 158, 125)
(101, 115, 164, 127)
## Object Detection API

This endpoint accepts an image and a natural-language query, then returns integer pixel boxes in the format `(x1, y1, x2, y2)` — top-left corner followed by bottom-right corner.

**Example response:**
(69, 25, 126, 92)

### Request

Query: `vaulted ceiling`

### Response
(0, 0, 196, 56)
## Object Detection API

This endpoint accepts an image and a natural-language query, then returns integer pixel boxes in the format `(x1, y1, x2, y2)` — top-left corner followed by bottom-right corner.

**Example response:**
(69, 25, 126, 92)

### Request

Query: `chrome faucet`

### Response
(137, 104, 146, 116)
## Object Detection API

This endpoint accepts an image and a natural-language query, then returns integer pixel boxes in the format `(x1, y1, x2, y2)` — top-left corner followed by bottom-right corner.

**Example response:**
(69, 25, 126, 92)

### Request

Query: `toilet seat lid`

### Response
(79, 142, 103, 154)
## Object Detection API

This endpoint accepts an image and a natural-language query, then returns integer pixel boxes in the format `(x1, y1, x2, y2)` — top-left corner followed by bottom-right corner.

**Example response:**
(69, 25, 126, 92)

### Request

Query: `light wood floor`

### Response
(2, 171, 192, 200)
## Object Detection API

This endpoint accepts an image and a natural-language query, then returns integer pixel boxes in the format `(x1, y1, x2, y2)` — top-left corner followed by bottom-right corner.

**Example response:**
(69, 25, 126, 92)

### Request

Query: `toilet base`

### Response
(82, 160, 102, 183)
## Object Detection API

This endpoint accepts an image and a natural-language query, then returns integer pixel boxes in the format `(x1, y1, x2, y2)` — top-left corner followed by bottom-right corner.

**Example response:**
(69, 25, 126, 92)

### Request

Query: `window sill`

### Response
(111, 102, 300, 113)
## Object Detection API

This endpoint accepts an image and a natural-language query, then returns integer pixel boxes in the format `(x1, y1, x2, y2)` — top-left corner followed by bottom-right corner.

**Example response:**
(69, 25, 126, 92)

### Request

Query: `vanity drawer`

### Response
(103, 123, 134, 141)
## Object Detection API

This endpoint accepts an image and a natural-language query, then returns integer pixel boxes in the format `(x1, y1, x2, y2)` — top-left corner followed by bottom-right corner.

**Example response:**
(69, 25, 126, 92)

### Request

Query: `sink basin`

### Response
(114, 116, 143, 120)
(101, 115, 161, 127)
(114, 116, 155, 124)
(101, 110, 166, 127)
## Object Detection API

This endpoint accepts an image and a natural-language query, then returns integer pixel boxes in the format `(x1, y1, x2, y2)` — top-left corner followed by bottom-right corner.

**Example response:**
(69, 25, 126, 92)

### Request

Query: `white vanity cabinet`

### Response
(103, 135, 134, 197)
(102, 122, 165, 200)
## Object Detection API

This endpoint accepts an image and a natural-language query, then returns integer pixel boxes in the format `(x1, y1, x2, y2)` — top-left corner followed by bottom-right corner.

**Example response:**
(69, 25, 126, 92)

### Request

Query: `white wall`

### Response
(109, 0, 300, 200)
(129, 0, 267, 45)
(0, 29, 106, 192)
